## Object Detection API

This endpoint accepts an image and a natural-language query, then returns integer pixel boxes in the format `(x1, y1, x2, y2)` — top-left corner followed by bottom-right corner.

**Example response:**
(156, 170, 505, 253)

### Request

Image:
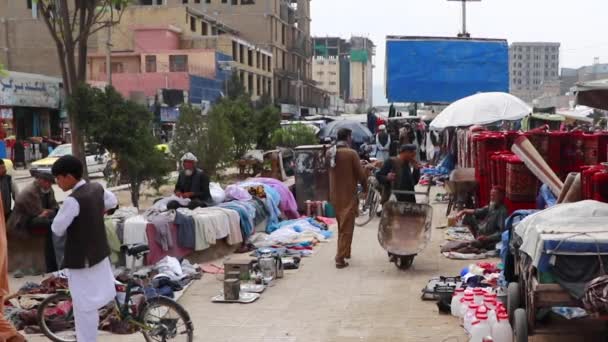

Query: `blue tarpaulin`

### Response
(385, 37, 509, 103)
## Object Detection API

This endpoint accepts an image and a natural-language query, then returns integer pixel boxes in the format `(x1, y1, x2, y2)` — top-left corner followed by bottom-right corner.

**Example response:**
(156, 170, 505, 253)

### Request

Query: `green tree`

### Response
(76, 85, 172, 207)
(172, 104, 233, 175)
(36, 0, 128, 177)
(254, 104, 281, 150)
(270, 124, 318, 148)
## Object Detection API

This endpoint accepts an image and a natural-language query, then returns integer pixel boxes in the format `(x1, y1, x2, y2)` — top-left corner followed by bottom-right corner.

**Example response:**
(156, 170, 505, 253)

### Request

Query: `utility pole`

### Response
(447, 0, 481, 38)
(106, 24, 112, 85)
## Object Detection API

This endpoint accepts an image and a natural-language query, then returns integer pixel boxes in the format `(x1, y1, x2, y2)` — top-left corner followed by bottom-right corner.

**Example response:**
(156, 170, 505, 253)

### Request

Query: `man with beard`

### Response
(455, 186, 508, 250)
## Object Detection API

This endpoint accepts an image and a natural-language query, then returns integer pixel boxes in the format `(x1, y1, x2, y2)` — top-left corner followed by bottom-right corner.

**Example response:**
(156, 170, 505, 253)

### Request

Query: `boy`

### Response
(51, 155, 118, 341)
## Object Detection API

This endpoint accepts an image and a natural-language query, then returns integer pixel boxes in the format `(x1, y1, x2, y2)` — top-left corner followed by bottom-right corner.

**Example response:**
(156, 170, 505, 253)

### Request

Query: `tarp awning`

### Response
(574, 78, 608, 110)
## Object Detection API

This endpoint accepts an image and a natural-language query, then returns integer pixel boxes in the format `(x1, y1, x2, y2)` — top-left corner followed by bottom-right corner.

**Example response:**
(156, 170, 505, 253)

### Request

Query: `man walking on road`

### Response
(328, 129, 368, 269)
(376, 144, 421, 205)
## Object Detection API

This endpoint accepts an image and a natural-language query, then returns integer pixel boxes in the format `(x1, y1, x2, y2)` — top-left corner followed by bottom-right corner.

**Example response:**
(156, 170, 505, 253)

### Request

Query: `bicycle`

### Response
(37, 244, 194, 342)
(355, 176, 382, 227)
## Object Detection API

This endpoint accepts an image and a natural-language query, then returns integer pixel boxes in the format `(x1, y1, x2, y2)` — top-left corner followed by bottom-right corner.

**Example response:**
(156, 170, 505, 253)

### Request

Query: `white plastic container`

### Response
(459, 293, 475, 318)
(451, 288, 465, 316)
(491, 312, 513, 342)
(464, 303, 481, 333)
(469, 312, 491, 342)
(473, 288, 486, 305)
(484, 299, 497, 325)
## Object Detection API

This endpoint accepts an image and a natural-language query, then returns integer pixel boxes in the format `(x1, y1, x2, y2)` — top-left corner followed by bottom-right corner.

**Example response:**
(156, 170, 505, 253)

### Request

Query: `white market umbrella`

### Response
(430, 92, 532, 130)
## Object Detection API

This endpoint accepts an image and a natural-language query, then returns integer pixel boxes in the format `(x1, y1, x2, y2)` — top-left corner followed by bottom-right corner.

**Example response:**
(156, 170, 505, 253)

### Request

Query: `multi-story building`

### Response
(0, 1, 65, 77)
(92, 5, 273, 104)
(560, 62, 608, 95)
(312, 36, 375, 113)
(167, 0, 328, 114)
(509, 42, 560, 102)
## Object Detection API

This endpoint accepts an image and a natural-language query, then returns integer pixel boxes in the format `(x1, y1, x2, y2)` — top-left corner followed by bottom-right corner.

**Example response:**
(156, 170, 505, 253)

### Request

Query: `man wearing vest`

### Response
(51, 155, 118, 342)
(376, 144, 421, 205)
(0, 160, 18, 218)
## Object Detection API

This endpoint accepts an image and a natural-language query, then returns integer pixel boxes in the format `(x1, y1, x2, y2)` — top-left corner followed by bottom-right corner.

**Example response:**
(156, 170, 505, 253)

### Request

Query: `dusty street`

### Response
(18, 190, 597, 342)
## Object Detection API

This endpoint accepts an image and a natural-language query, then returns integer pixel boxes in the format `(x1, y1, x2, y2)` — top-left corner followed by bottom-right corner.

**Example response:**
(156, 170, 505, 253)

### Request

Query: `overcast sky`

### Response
(310, 0, 608, 105)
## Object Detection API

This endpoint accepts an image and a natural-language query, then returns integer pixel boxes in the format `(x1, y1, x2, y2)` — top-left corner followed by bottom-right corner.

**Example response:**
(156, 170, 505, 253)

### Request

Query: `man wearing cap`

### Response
(376, 144, 421, 204)
(7, 172, 59, 273)
(167, 152, 212, 210)
(375, 125, 391, 162)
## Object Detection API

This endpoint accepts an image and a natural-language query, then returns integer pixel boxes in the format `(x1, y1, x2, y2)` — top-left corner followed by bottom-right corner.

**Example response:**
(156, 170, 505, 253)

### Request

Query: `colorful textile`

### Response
(249, 178, 299, 219)
(218, 201, 256, 240)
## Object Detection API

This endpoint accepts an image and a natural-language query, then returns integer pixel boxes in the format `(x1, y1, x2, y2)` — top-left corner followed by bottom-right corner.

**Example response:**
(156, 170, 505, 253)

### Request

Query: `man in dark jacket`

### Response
(366, 109, 377, 134)
(456, 186, 508, 250)
(167, 152, 212, 210)
(376, 144, 421, 204)
(7, 172, 59, 273)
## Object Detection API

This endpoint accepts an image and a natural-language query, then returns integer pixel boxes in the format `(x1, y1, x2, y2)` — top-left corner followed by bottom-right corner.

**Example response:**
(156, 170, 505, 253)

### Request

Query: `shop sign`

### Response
(0, 72, 62, 109)
(160, 107, 180, 122)
(0, 108, 12, 120)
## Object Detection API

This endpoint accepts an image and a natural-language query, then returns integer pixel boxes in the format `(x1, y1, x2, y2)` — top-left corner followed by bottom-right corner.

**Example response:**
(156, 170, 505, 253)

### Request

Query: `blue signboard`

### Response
(385, 37, 509, 103)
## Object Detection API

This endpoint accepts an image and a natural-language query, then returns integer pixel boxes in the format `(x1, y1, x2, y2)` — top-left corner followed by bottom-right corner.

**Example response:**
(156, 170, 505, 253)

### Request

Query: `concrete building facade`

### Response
(94, 5, 273, 101)
(163, 0, 328, 114)
(509, 42, 560, 102)
(0, 1, 66, 77)
(312, 36, 374, 113)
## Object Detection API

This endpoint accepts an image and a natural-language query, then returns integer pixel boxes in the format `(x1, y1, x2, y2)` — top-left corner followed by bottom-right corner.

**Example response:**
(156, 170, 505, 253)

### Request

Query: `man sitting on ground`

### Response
(455, 186, 508, 251)
(167, 152, 212, 210)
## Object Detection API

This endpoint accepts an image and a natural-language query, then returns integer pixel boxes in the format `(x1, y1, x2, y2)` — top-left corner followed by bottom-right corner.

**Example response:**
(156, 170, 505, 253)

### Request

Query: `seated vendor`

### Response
(455, 186, 508, 251)
(167, 152, 212, 210)
(7, 172, 60, 273)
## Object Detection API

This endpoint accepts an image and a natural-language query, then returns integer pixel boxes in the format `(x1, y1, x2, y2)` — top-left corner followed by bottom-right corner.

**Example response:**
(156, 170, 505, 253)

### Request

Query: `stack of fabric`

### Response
(505, 155, 537, 213)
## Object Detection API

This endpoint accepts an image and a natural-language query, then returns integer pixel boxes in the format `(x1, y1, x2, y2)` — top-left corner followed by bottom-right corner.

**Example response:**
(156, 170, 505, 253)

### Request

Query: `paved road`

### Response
(21, 187, 601, 342)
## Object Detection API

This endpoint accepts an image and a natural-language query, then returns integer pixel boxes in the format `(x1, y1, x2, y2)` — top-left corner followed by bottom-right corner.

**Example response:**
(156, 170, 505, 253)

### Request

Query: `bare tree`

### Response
(35, 0, 127, 177)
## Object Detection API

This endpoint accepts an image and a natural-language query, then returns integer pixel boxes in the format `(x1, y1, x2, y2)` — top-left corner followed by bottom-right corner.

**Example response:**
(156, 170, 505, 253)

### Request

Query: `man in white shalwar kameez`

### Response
(51, 156, 118, 342)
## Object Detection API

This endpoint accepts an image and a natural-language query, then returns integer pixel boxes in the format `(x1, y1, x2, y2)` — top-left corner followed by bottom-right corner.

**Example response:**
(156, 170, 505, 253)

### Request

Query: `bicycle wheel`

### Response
(37, 292, 77, 342)
(355, 185, 375, 227)
(140, 296, 194, 342)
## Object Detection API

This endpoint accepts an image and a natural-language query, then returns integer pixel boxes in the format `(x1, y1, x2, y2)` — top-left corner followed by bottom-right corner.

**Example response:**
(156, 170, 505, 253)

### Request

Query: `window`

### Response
(329, 82, 336, 86)
(239, 45, 244, 64)
(256, 51, 261, 69)
(268, 57, 272, 71)
(316, 60, 324, 65)
(183, 0, 188, 3)
(232, 41, 238, 61)
(195, 0, 201, 3)
(27, 0, 32, 9)
(231, 0, 237, 4)
(248, 73, 253, 92)
(206, 0, 211, 2)
(190, 16, 196, 32)
(222, 0, 227, 3)
(329, 61, 337, 65)
(145, 55, 157, 73)
(256, 76, 261, 96)
(111, 62, 124, 74)
(169, 55, 188, 72)
(201, 21, 209, 35)
(248, 49, 253, 67)
(241, 0, 255, 3)
(329, 71, 337, 75)
(316, 71, 324, 76)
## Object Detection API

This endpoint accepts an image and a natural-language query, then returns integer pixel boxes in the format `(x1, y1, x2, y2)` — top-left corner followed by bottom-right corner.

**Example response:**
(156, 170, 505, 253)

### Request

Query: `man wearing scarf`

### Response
(328, 129, 367, 269)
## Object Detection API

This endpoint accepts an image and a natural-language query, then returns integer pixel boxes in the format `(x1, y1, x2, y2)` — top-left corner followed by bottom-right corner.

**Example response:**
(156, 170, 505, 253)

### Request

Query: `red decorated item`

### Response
(582, 165, 605, 200)
(506, 155, 537, 203)
(592, 165, 608, 203)
(583, 134, 600, 166)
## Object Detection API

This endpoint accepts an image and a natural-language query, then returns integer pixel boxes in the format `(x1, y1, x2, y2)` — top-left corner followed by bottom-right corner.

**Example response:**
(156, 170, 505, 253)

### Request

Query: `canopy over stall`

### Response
(430, 92, 531, 130)
(575, 79, 608, 111)
(555, 106, 594, 123)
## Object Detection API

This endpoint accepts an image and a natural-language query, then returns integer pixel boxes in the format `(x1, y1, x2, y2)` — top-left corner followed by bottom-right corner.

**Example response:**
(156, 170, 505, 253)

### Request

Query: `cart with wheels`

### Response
(505, 201, 608, 342)
(507, 252, 608, 342)
(444, 168, 478, 216)
(378, 185, 433, 270)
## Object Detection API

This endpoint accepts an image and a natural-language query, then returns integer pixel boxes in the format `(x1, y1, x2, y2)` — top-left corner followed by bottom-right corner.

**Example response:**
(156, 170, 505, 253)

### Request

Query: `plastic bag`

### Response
(210, 182, 226, 204)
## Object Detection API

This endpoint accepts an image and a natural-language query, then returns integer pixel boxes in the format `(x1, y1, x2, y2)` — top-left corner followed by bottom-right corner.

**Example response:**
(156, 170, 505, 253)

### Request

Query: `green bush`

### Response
(270, 124, 318, 148)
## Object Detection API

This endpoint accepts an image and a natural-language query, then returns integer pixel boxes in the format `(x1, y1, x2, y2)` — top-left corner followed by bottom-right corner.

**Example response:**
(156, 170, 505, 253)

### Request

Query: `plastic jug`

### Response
(484, 298, 497, 325)
(464, 303, 481, 333)
(451, 288, 465, 317)
(491, 312, 512, 342)
(469, 312, 491, 342)
(473, 288, 486, 305)
(459, 293, 475, 318)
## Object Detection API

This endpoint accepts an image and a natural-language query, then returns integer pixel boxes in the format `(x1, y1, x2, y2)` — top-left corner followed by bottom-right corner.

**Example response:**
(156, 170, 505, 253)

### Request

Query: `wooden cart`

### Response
(507, 252, 608, 342)
(444, 168, 478, 215)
